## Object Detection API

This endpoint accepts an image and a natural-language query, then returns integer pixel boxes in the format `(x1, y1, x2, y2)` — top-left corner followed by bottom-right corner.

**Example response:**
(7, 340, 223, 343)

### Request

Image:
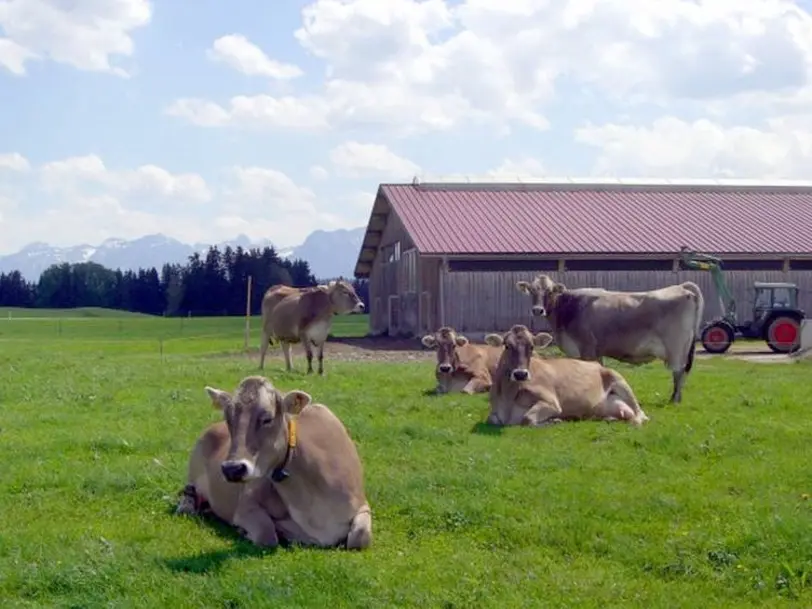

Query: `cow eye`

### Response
(259, 413, 274, 426)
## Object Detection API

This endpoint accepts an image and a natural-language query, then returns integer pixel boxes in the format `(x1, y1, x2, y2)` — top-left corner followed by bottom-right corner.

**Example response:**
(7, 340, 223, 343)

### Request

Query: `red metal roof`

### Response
(380, 182, 812, 255)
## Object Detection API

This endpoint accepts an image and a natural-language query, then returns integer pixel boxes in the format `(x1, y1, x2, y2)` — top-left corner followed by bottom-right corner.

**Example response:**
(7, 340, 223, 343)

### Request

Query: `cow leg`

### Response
(670, 370, 686, 404)
(233, 495, 280, 548)
(259, 329, 271, 370)
(316, 341, 325, 375)
(521, 400, 564, 427)
(304, 341, 315, 374)
(462, 376, 489, 394)
(281, 341, 293, 372)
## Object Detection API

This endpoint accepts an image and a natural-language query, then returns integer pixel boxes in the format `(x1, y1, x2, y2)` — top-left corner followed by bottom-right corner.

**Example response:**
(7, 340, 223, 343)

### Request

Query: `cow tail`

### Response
(680, 281, 705, 374)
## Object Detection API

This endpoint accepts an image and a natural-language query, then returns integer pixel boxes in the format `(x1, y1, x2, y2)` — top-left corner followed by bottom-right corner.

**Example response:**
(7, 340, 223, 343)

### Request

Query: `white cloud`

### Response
(168, 0, 812, 135)
(207, 34, 303, 79)
(419, 157, 549, 182)
(0, 0, 151, 76)
(39, 155, 212, 203)
(329, 141, 420, 179)
(576, 116, 812, 178)
(309, 165, 329, 180)
(0, 152, 30, 172)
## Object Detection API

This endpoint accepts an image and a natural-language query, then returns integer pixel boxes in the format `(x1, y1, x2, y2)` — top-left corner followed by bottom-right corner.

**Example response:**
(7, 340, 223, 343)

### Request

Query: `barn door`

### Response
(388, 295, 400, 336)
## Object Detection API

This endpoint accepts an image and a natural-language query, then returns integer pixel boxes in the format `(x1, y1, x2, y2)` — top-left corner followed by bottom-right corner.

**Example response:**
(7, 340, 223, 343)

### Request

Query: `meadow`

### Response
(1, 308, 811, 608)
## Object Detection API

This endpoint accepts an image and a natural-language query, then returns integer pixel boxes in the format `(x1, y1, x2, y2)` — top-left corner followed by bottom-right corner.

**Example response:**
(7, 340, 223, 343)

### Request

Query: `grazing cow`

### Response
(176, 375, 372, 550)
(420, 326, 503, 394)
(484, 325, 648, 427)
(259, 280, 364, 374)
(516, 274, 704, 403)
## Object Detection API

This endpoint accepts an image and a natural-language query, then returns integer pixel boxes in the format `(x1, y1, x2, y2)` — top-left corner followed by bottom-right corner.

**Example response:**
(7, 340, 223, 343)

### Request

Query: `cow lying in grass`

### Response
(484, 325, 649, 427)
(176, 375, 372, 550)
(421, 326, 502, 394)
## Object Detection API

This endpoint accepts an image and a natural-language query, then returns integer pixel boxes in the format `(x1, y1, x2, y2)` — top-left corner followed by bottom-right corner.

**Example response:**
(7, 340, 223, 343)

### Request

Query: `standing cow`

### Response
(484, 325, 648, 427)
(420, 326, 503, 394)
(259, 280, 364, 374)
(516, 275, 704, 403)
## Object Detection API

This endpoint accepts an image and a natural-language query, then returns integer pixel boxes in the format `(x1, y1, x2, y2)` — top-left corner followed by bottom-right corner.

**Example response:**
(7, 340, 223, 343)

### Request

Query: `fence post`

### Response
(159, 338, 163, 362)
(244, 275, 253, 351)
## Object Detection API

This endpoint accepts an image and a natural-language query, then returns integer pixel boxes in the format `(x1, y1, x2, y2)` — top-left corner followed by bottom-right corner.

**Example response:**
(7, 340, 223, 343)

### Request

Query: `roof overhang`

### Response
(353, 188, 391, 279)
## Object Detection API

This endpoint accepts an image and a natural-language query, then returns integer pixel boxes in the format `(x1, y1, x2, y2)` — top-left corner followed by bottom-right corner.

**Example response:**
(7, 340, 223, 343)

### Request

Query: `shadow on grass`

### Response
(470, 421, 504, 436)
(160, 502, 340, 574)
(422, 388, 441, 397)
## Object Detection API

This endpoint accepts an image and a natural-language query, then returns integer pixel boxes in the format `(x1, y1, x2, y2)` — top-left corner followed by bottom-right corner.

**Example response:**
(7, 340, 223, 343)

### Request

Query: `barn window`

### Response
(380, 241, 402, 265)
(402, 248, 418, 292)
(565, 258, 674, 271)
(790, 259, 812, 271)
(718, 259, 784, 271)
(448, 259, 558, 272)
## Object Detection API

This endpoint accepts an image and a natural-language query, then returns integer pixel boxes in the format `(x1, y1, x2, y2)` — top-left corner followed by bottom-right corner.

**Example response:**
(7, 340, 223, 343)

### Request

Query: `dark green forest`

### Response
(0, 245, 369, 316)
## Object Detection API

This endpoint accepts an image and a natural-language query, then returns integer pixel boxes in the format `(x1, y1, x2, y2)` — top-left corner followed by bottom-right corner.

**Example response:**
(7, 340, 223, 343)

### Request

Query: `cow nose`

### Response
(531, 306, 544, 316)
(221, 461, 248, 482)
(511, 369, 529, 381)
(438, 363, 452, 373)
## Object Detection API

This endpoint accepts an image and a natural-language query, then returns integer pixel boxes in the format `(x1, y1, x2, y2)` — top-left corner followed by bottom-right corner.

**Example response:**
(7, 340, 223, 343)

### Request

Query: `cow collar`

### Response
(271, 417, 298, 483)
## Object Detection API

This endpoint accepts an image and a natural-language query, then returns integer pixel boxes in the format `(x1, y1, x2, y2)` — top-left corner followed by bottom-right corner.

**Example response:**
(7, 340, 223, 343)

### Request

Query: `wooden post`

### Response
(244, 275, 253, 350)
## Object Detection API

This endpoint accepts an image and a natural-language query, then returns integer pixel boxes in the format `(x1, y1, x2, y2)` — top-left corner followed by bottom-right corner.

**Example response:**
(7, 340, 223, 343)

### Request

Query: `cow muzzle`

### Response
(353, 302, 365, 313)
(511, 368, 530, 382)
(438, 363, 453, 374)
(531, 305, 545, 316)
(221, 459, 256, 483)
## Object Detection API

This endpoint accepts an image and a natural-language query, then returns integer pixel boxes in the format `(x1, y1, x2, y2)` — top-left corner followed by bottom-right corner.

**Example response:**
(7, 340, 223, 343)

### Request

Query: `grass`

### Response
(0, 306, 156, 319)
(1, 313, 811, 608)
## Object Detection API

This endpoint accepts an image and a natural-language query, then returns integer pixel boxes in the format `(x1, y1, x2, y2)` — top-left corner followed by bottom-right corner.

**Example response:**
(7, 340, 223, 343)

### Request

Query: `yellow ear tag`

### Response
(288, 418, 298, 449)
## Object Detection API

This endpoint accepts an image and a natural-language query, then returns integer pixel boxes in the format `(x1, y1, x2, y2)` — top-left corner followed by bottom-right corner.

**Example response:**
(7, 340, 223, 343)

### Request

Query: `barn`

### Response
(352, 179, 812, 338)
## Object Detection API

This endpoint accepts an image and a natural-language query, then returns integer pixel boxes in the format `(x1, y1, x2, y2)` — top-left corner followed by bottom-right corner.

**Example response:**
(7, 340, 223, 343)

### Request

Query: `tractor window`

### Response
(772, 288, 793, 308)
(754, 290, 771, 309)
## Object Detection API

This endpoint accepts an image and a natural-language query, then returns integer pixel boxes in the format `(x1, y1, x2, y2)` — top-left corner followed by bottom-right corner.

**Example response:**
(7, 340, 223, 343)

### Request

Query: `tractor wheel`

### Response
(701, 322, 734, 354)
(765, 316, 801, 353)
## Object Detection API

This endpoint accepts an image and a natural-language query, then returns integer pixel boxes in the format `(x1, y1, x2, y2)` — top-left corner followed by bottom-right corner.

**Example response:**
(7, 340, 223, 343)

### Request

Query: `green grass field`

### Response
(1, 311, 811, 608)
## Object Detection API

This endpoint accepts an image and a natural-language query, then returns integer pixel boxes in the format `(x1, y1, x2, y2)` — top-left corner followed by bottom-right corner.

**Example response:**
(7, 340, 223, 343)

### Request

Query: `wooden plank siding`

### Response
(438, 270, 812, 334)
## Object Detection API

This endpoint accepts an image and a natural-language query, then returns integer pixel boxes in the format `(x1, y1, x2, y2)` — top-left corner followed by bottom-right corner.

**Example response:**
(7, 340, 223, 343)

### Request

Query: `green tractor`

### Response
(678, 247, 805, 354)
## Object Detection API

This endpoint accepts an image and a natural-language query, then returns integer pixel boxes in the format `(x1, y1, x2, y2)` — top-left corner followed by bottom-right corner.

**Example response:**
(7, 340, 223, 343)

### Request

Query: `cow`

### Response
(516, 274, 704, 403)
(420, 326, 503, 394)
(259, 280, 364, 374)
(175, 375, 372, 550)
(483, 325, 649, 427)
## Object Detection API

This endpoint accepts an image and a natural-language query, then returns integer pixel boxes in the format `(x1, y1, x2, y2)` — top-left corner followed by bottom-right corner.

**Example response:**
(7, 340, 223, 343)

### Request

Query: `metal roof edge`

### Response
(387, 177, 812, 194)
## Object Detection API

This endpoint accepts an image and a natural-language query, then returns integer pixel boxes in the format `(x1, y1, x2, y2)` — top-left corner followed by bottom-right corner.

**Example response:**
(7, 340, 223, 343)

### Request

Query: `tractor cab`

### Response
(752, 281, 799, 316)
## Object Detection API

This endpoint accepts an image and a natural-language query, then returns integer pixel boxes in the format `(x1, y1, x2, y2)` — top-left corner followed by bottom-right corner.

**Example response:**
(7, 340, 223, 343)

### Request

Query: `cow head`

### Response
(421, 326, 469, 380)
(485, 324, 553, 382)
(327, 279, 365, 314)
(515, 274, 565, 317)
(205, 376, 311, 483)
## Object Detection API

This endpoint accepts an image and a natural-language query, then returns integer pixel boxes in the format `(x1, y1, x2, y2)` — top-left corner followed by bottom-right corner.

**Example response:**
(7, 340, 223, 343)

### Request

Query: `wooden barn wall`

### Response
(366, 213, 416, 335)
(438, 270, 812, 334)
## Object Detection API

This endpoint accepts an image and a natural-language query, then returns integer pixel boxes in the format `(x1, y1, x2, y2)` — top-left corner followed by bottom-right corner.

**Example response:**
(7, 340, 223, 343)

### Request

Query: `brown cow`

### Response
(259, 280, 364, 374)
(516, 274, 704, 403)
(484, 325, 649, 427)
(420, 326, 502, 394)
(176, 375, 372, 550)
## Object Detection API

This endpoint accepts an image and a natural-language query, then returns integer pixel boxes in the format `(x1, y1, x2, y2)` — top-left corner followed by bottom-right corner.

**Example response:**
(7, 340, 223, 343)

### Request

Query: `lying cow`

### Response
(176, 375, 372, 550)
(420, 326, 503, 394)
(259, 280, 364, 374)
(484, 325, 649, 427)
(516, 275, 704, 403)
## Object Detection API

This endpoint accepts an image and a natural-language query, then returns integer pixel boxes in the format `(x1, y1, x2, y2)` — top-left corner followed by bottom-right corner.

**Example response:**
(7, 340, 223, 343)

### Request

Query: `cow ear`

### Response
(455, 335, 469, 346)
(484, 333, 504, 347)
(281, 390, 312, 416)
(421, 334, 437, 348)
(533, 333, 554, 348)
(205, 386, 231, 410)
(515, 281, 531, 294)
(328, 280, 337, 289)
(552, 282, 566, 293)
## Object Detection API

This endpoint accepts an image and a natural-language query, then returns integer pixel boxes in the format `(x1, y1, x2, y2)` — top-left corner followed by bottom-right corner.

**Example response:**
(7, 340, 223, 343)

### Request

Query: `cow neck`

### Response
(270, 416, 298, 483)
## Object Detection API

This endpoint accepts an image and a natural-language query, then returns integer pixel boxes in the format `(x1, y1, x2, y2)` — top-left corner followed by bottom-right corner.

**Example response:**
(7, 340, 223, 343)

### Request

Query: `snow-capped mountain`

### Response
(0, 227, 367, 282)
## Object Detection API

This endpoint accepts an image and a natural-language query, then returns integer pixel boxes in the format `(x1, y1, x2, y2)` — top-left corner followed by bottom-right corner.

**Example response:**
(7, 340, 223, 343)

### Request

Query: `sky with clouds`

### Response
(2, 0, 812, 255)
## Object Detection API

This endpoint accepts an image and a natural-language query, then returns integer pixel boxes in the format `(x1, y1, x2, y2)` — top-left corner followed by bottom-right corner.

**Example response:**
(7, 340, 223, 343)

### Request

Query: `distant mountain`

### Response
(0, 227, 367, 281)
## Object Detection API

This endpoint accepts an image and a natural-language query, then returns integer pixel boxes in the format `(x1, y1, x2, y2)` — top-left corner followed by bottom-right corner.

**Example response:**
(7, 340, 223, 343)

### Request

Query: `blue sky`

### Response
(1, 0, 812, 255)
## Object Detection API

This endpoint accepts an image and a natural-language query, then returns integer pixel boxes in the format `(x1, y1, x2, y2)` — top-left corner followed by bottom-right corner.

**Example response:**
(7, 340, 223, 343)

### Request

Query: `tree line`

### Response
(0, 245, 370, 317)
